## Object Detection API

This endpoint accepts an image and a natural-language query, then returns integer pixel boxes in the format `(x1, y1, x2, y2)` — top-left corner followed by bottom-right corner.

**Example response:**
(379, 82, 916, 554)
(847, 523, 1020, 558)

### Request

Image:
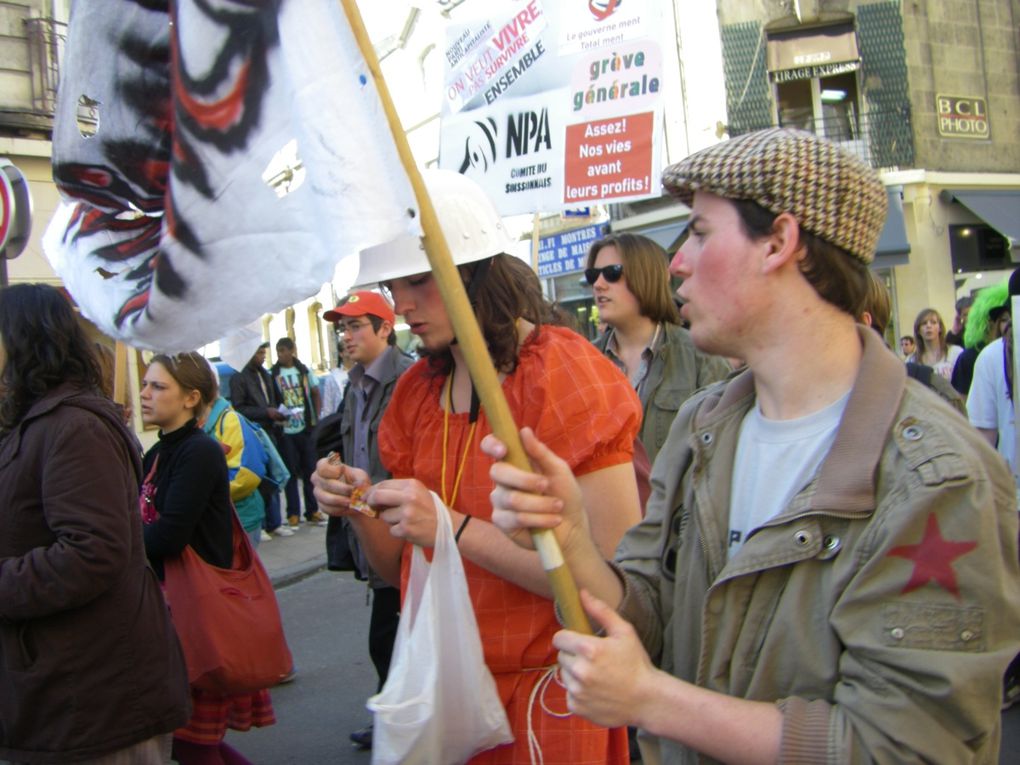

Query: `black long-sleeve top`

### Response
(142, 419, 233, 579)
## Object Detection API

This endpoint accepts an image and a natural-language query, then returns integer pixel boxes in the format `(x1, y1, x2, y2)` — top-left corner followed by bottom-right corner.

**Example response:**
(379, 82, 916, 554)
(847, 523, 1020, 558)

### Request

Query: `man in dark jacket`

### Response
(230, 342, 284, 430)
(230, 342, 289, 536)
(321, 291, 414, 750)
(271, 338, 325, 527)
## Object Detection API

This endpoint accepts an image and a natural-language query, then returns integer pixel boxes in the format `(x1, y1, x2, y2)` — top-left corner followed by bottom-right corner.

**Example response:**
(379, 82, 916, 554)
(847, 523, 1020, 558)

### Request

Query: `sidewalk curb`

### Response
(270, 554, 328, 590)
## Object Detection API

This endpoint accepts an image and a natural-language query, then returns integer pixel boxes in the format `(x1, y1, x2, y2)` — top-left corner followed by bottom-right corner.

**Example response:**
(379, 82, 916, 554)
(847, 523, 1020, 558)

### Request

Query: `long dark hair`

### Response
(0, 283, 104, 430)
(425, 254, 547, 376)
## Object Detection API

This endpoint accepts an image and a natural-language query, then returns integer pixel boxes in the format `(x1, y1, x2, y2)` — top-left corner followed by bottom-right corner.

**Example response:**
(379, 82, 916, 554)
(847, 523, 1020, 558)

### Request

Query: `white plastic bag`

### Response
(368, 492, 513, 765)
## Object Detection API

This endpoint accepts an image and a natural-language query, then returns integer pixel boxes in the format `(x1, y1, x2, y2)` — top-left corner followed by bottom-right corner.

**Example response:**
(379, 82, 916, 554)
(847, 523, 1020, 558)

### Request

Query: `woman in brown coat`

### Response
(0, 283, 190, 763)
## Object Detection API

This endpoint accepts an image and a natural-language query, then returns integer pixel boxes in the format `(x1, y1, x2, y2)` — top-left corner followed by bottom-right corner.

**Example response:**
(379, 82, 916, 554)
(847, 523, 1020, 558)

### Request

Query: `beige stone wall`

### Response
(892, 181, 959, 339)
(0, 0, 61, 114)
(903, 0, 1020, 172)
(713, 0, 1020, 329)
(716, 0, 863, 26)
(716, 0, 1020, 173)
(0, 1, 36, 111)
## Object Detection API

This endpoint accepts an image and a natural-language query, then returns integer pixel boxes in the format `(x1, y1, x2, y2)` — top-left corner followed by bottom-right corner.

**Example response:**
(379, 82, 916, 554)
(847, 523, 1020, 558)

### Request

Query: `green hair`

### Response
(963, 282, 1009, 350)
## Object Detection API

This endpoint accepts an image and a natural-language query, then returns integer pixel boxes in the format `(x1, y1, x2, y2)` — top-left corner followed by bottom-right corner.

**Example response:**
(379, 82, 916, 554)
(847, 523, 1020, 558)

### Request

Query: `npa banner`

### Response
(439, 0, 664, 215)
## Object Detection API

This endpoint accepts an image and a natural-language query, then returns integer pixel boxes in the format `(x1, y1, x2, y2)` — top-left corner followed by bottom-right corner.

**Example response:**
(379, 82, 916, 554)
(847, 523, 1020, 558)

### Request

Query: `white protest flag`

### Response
(44, 0, 419, 352)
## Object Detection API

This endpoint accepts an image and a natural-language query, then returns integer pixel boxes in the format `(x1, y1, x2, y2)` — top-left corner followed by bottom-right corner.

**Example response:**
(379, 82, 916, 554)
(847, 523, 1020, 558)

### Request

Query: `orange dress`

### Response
(379, 326, 641, 764)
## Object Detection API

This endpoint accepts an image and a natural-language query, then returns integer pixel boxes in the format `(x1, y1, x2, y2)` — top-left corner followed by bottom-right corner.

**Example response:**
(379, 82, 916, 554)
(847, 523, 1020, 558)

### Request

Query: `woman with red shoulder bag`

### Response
(139, 351, 278, 765)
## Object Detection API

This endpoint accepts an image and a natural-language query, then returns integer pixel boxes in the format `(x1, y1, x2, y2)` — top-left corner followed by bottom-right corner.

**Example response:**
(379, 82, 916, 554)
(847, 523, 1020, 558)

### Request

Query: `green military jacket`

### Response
(614, 327, 1020, 764)
(595, 323, 731, 465)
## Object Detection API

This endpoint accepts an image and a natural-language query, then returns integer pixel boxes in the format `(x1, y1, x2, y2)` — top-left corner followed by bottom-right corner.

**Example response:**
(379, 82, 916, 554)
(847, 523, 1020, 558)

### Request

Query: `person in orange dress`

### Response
(313, 170, 642, 764)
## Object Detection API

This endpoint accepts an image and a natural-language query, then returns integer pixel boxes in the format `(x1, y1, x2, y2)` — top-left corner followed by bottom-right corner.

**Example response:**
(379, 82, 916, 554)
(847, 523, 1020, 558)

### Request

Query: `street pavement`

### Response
(258, 520, 329, 589)
(228, 520, 377, 764)
(236, 519, 1020, 764)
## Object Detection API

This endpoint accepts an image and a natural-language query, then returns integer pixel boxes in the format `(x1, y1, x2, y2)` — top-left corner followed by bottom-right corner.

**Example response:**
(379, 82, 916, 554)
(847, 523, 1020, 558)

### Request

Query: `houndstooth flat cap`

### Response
(661, 128, 887, 265)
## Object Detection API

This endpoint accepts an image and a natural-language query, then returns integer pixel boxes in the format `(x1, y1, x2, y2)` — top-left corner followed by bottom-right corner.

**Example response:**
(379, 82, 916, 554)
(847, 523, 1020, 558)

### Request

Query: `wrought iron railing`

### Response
(731, 104, 915, 170)
(24, 16, 66, 115)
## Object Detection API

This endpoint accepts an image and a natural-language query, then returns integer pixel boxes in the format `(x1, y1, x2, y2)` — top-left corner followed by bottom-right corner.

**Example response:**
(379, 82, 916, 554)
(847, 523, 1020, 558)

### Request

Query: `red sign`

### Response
(0, 169, 12, 251)
(0, 160, 32, 259)
(563, 112, 653, 204)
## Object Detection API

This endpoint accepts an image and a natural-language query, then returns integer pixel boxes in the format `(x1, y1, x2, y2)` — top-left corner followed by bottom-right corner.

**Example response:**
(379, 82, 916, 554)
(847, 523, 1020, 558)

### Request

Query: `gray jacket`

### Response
(339, 346, 414, 588)
(614, 327, 1020, 764)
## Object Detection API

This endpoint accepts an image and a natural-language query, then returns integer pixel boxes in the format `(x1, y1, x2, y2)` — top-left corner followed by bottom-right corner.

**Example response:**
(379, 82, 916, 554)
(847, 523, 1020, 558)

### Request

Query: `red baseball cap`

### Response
(323, 291, 395, 324)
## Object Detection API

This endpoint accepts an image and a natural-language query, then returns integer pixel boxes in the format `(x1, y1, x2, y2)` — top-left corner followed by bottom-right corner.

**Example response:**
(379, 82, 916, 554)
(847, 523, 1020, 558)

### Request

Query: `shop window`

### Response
(776, 71, 860, 142)
(949, 224, 1011, 274)
(767, 23, 862, 143)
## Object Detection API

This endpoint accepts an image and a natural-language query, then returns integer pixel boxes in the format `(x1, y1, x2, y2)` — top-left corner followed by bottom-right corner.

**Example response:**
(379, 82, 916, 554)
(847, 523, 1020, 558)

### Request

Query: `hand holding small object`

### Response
(312, 452, 375, 517)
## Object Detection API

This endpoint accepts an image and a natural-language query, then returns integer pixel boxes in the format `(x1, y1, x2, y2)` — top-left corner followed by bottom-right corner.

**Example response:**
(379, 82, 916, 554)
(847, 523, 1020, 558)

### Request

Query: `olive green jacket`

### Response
(595, 323, 731, 464)
(614, 327, 1020, 764)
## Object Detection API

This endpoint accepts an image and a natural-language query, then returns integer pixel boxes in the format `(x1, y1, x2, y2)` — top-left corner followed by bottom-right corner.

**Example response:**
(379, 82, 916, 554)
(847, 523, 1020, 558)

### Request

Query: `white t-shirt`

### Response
(967, 337, 1016, 478)
(912, 344, 963, 380)
(936, 344, 964, 380)
(727, 392, 850, 560)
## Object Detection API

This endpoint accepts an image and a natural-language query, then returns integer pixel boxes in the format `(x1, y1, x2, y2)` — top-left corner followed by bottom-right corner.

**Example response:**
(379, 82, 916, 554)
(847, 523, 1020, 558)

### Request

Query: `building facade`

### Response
(0, 0, 68, 285)
(539, 0, 730, 336)
(716, 0, 1020, 340)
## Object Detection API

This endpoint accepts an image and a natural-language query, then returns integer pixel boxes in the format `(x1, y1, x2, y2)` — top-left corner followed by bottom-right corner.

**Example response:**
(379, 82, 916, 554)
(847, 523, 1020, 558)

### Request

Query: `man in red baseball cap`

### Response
(321, 290, 413, 750)
(323, 291, 396, 353)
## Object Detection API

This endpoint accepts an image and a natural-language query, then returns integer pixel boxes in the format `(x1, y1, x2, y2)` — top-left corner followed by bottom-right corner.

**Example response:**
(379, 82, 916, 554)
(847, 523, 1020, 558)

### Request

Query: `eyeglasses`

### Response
(584, 264, 624, 285)
(339, 321, 371, 334)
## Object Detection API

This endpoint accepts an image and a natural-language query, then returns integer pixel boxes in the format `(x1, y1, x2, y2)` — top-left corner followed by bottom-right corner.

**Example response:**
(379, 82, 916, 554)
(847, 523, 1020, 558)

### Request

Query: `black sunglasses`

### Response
(584, 264, 624, 285)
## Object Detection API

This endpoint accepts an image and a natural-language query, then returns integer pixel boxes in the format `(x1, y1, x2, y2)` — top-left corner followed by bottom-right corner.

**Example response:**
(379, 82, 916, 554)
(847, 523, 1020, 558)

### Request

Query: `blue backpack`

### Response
(215, 409, 290, 489)
(250, 419, 290, 489)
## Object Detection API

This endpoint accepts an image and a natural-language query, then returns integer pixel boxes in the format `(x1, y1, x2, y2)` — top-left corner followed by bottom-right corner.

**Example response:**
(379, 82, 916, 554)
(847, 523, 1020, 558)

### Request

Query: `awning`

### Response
(940, 189, 1020, 249)
(874, 187, 910, 269)
(622, 219, 688, 253)
(767, 25, 859, 82)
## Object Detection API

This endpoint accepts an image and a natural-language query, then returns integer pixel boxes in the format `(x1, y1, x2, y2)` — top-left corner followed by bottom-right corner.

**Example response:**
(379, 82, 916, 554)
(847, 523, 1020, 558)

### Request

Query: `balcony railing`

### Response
(731, 105, 915, 170)
(24, 16, 66, 116)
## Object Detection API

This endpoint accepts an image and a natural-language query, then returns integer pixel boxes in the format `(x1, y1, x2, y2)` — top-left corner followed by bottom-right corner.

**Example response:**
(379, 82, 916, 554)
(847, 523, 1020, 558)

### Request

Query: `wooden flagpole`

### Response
(112, 341, 129, 408)
(340, 0, 590, 634)
(530, 212, 541, 273)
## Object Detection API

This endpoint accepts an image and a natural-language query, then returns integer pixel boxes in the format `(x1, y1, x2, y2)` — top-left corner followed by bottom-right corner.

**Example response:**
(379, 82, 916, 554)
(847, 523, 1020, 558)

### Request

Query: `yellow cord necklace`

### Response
(440, 368, 478, 508)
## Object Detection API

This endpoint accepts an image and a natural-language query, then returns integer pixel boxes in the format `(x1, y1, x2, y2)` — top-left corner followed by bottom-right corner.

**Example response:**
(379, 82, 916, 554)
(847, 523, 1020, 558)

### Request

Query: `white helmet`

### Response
(353, 169, 516, 288)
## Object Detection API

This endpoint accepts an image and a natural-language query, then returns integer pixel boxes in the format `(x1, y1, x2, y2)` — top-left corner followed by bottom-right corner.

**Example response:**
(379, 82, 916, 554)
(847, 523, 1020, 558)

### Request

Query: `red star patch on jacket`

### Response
(889, 513, 977, 598)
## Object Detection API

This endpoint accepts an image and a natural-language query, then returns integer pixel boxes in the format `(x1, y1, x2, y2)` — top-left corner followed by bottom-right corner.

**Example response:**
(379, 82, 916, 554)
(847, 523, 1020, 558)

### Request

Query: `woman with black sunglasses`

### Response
(587, 233, 731, 464)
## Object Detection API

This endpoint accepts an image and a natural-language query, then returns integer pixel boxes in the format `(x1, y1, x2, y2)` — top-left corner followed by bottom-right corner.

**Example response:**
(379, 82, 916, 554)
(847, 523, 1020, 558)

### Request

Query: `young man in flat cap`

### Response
(321, 291, 413, 750)
(484, 128, 1020, 764)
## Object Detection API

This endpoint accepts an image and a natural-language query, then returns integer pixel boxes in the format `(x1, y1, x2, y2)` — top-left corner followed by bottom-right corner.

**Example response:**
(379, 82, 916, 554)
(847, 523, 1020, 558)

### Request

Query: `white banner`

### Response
(45, 0, 418, 352)
(439, 0, 665, 215)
